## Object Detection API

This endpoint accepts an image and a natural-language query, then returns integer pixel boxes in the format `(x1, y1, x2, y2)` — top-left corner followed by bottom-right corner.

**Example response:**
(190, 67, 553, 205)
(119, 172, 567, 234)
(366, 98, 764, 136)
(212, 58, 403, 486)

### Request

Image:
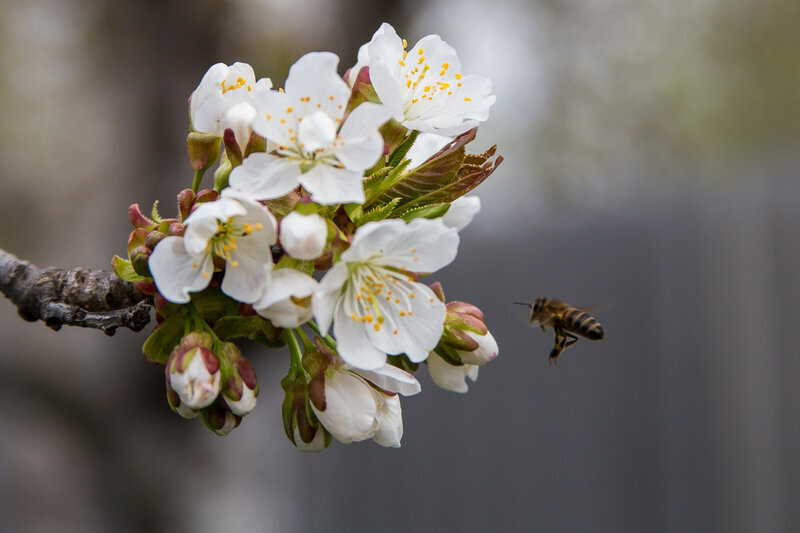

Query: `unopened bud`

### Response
(144, 230, 166, 251)
(219, 342, 259, 417)
(438, 300, 498, 366)
(166, 332, 221, 410)
(201, 400, 241, 436)
(281, 351, 330, 452)
(168, 222, 185, 237)
(166, 376, 200, 419)
(177, 189, 196, 221)
(279, 212, 328, 260)
(187, 131, 221, 171)
(130, 245, 152, 278)
(128, 204, 156, 230)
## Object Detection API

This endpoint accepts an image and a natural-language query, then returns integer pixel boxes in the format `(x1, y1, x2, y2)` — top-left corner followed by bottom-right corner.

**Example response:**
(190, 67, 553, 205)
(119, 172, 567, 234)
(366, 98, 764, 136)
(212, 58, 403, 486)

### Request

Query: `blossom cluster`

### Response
(113, 23, 502, 449)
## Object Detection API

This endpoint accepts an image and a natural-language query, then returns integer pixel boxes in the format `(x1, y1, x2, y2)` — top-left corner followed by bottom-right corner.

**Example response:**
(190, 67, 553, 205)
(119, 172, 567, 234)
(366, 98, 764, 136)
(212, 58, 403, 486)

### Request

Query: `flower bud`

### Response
(186, 131, 221, 171)
(165, 376, 200, 419)
(255, 268, 317, 328)
(130, 245, 152, 278)
(144, 230, 166, 251)
(168, 222, 185, 237)
(201, 400, 241, 436)
(218, 342, 259, 417)
(177, 189, 195, 221)
(279, 212, 328, 260)
(281, 367, 330, 453)
(166, 332, 221, 410)
(439, 301, 498, 365)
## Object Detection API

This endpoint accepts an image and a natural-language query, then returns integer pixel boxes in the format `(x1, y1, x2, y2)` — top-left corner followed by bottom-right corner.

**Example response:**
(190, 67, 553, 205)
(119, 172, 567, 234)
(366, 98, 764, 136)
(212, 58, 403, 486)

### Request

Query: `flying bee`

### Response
(514, 298, 604, 365)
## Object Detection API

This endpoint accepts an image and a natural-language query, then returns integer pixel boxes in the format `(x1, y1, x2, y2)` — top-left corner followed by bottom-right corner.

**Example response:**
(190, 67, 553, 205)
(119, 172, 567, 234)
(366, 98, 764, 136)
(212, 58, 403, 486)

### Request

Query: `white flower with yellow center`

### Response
(349, 23, 495, 136)
(190, 62, 273, 152)
(313, 218, 459, 370)
(229, 52, 392, 205)
(149, 190, 277, 304)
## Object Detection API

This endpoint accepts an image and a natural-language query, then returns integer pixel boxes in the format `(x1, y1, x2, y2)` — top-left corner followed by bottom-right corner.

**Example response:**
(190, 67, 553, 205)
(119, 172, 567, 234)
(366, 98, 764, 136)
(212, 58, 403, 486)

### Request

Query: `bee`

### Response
(514, 298, 604, 365)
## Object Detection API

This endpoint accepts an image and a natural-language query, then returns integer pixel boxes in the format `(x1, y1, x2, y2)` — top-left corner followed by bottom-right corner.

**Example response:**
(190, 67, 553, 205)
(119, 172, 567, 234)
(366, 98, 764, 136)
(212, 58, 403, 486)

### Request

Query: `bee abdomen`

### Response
(564, 309, 604, 340)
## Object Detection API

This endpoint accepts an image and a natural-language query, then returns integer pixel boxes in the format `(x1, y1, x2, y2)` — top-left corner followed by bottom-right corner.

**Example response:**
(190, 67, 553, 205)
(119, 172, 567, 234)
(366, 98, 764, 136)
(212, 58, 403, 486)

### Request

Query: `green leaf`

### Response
(343, 202, 363, 222)
(214, 315, 272, 340)
(364, 159, 411, 205)
(112, 255, 147, 283)
(142, 312, 185, 364)
(356, 198, 400, 224)
(151, 200, 162, 223)
(191, 288, 239, 322)
(398, 203, 450, 221)
(387, 130, 419, 167)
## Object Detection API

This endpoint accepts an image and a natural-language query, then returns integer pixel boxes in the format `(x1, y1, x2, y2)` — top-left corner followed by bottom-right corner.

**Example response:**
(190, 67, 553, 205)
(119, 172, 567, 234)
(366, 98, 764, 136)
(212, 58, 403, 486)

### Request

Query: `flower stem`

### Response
(283, 329, 308, 379)
(191, 168, 206, 193)
(307, 320, 337, 350)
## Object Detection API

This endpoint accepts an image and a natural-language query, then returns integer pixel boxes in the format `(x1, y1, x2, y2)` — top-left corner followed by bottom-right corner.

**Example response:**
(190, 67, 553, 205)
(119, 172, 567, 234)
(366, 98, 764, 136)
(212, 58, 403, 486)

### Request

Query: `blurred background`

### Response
(1, 0, 799, 531)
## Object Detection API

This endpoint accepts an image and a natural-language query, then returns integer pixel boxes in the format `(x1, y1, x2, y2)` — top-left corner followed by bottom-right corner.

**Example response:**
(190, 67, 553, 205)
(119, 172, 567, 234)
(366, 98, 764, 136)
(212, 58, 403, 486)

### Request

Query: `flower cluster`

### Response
(113, 23, 502, 450)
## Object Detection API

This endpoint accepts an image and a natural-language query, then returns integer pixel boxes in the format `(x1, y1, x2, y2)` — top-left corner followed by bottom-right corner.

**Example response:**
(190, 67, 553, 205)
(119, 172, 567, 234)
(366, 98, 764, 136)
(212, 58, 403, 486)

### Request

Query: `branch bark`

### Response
(0, 249, 151, 335)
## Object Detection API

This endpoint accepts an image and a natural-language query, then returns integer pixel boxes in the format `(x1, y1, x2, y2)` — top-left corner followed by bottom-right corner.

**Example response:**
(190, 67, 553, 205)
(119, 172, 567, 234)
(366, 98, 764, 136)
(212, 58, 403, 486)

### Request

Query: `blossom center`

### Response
(343, 264, 418, 335)
(221, 76, 252, 94)
(397, 44, 465, 119)
(206, 217, 264, 265)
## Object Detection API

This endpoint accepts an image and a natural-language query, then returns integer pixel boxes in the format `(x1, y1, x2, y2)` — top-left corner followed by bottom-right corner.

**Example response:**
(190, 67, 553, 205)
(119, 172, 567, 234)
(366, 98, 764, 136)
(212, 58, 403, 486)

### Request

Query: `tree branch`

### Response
(0, 248, 151, 335)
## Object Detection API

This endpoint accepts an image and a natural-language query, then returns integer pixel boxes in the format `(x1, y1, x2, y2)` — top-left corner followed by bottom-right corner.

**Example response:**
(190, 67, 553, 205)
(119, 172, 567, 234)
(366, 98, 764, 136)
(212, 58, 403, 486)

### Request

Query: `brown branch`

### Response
(0, 248, 151, 336)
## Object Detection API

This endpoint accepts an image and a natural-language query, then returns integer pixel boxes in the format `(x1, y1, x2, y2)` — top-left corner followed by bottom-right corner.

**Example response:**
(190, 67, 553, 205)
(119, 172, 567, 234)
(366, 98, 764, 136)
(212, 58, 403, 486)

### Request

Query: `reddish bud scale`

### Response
(177, 189, 195, 221)
(144, 231, 166, 250)
(168, 223, 185, 237)
(186, 131, 221, 171)
(130, 246, 152, 278)
(127, 228, 149, 256)
(128, 204, 157, 229)
(202, 401, 241, 435)
(223, 128, 243, 166)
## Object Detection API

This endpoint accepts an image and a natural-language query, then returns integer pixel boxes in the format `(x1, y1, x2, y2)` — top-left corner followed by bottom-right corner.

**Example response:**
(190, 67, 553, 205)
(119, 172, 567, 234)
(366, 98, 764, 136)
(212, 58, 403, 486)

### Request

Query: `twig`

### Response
(0, 248, 151, 335)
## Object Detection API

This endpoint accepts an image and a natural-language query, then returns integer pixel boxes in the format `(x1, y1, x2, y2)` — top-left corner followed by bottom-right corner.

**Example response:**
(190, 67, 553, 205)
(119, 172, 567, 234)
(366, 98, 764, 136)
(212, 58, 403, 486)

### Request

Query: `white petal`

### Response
(298, 164, 366, 205)
(224, 102, 256, 151)
(255, 268, 317, 328)
(334, 102, 391, 171)
(251, 89, 294, 146)
(149, 236, 213, 304)
(333, 299, 388, 370)
(442, 195, 481, 231)
(311, 370, 379, 444)
(372, 394, 403, 447)
(298, 110, 337, 153)
(183, 197, 247, 256)
(279, 211, 328, 260)
(365, 277, 445, 362)
(293, 424, 327, 453)
(369, 61, 406, 122)
(313, 262, 349, 335)
(458, 330, 499, 366)
(406, 133, 453, 169)
(342, 218, 459, 273)
(350, 364, 421, 396)
(190, 63, 229, 122)
(285, 52, 350, 120)
(427, 353, 473, 393)
(229, 152, 302, 201)
(224, 385, 257, 417)
(221, 233, 272, 303)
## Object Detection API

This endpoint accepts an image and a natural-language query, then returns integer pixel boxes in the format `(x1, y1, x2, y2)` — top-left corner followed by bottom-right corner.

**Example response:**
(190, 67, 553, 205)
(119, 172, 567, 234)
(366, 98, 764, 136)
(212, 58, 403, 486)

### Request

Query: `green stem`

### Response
(307, 320, 337, 350)
(283, 329, 307, 379)
(294, 327, 314, 351)
(191, 168, 206, 193)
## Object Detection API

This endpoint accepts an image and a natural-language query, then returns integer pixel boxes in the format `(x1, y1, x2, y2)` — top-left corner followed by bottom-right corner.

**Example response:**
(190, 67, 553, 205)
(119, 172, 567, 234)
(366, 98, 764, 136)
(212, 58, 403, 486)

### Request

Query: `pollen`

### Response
(266, 114, 272, 120)
(455, 73, 462, 80)
(329, 95, 335, 100)
(192, 262, 198, 268)
(279, 88, 285, 93)
(429, 298, 435, 303)
(399, 60, 405, 66)
(351, 312, 359, 322)
(402, 38, 408, 48)
(464, 97, 472, 102)
(442, 62, 449, 70)
(231, 260, 239, 267)
(418, 47, 423, 55)
(393, 329, 398, 335)
(280, 119, 286, 124)
(409, 293, 415, 299)
(203, 272, 210, 278)
(373, 323, 381, 331)
(286, 106, 293, 113)
(255, 223, 263, 231)
(317, 103, 321, 108)
(407, 80, 412, 88)
(400, 311, 406, 316)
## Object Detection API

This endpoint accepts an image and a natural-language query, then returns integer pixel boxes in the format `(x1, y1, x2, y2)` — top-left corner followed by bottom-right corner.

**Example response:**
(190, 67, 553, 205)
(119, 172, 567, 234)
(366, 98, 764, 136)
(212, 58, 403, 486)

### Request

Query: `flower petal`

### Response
(342, 218, 459, 273)
(255, 268, 317, 328)
(311, 370, 378, 444)
(427, 353, 474, 393)
(285, 52, 350, 121)
(442, 195, 481, 231)
(222, 232, 272, 303)
(297, 110, 337, 153)
(149, 236, 213, 304)
(350, 364, 421, 396)
(251, 89, 293, 146)
(333, 298, 388, 370)
(313, 262, 349, 335)
(334, 102, 391, 170)
(183, 197, 247, 256)
(229, 152, 302, 201)
(298, 163, 366, 205)
(372, 394, 403, 447)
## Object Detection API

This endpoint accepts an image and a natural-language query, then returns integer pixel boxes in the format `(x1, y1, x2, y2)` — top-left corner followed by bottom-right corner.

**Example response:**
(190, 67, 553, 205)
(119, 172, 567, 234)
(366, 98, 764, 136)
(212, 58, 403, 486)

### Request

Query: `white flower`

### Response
(149, 190, 277, 304)
(168, 346, 221, 410)
(254, 268, 318, 327)
(279, 211, 328, 260)
(427, 352, 479, 393)
(314, 218, 459, 370)
(229, 52, 392, 205)
(311, 362, 420, 446)
(190, 62, 272, 151)
(442, 195, 481, 232)
(351, 23, 495, 136)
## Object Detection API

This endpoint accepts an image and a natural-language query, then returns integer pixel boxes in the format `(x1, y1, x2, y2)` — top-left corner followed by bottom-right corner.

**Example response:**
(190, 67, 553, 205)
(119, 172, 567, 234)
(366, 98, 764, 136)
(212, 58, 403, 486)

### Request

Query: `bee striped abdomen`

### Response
(563, 309, 604, 340)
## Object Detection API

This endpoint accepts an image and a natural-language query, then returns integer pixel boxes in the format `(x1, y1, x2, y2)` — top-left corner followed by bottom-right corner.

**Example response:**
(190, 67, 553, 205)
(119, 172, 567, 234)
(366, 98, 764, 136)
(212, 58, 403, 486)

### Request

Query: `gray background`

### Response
(1, 0, 799, 531)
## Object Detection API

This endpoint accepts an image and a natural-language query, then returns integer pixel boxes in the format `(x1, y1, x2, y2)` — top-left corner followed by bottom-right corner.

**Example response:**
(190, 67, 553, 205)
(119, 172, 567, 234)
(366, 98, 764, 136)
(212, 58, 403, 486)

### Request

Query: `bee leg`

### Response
(564, 332, 579, 348)
(548, 329, 567, 366)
